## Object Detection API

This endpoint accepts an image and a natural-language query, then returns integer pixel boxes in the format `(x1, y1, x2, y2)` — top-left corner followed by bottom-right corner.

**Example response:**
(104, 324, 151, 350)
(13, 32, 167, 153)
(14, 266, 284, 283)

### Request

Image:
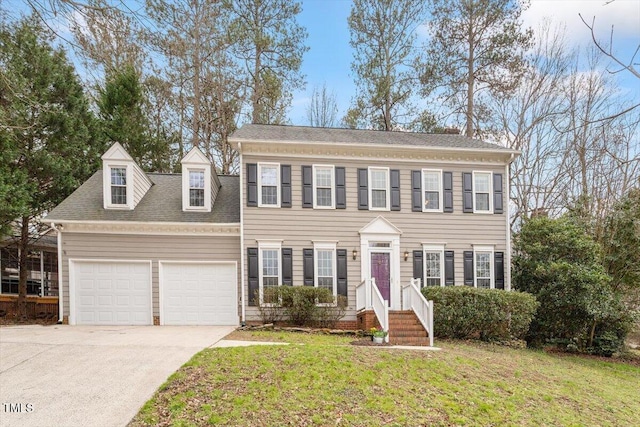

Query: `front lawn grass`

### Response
(130, 332, 640, 427)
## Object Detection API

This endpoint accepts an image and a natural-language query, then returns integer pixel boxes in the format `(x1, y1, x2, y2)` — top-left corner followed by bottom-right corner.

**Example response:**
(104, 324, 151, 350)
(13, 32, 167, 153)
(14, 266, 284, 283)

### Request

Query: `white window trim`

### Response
(103, 162, 133, 210)
(258, 240, 282, 305)
(473, 245, 494, 289)
(368, 167, 390, 211)
(182, 166, 211, 212)
(314, 242, 337, 302)
(258, 163, 281, 208)
(422, 169, 444, 213)
(312, 164, 335, 209)
(422, 244, 445, 287)
(472, 171, 493, 214)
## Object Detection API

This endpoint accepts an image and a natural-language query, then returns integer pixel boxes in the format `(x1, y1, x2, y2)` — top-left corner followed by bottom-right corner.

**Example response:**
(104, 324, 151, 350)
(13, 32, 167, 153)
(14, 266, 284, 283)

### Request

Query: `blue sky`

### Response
(288, 0, 640, 126)
(3, 0, 639, 127)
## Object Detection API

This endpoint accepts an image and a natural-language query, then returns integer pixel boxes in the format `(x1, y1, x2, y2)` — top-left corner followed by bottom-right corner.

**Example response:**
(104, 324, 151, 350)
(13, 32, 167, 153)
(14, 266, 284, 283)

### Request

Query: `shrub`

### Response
(513, 216, 634, 355)
(255, 286, 347, 328)
(421, 286, 538, 342)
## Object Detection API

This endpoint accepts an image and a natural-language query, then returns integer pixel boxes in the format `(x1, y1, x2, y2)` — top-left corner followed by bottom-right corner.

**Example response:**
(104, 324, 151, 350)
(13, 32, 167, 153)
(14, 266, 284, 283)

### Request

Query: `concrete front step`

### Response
(389, 336, 432, 345)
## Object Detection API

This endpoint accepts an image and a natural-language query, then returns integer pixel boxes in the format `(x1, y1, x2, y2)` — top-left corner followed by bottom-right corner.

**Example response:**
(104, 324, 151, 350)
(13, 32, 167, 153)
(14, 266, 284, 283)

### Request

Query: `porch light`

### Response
(352, 249, 358, 260)
(404, 250, 409, 261)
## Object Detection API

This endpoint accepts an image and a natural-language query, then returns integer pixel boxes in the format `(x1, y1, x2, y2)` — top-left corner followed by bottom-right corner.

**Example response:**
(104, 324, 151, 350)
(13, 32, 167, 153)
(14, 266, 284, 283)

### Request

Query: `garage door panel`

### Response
(161, 263, 237, 326)
(73, 261, 151, 326)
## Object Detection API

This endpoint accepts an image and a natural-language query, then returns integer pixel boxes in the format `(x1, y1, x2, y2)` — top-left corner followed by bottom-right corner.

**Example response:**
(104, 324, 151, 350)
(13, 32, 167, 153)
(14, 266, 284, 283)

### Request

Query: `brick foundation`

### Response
(244, 319, 359, 330)
(357, 310, 381, 331)
(62, 315, 69, 325)
(153, 316, 160, 325)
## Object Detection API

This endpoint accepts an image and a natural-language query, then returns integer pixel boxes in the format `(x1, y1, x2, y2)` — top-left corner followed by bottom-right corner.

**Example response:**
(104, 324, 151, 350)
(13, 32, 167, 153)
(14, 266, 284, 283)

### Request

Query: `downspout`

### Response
(50, 222, 64, 324)
(239, 142, 246, 325)
(505, 154, 514, 291)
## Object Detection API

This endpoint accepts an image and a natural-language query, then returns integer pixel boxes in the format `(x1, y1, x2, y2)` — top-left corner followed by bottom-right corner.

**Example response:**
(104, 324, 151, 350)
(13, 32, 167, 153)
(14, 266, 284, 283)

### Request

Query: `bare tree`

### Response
(345, 0, 425, 131)
(306, 84, 338, 127)
(422, 0, 532, 138)
(226, 0, 308, 125)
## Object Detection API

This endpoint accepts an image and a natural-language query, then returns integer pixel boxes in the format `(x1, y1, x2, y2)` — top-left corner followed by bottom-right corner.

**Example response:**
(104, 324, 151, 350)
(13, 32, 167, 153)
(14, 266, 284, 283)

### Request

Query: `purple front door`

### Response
(371, 252, 391, 305)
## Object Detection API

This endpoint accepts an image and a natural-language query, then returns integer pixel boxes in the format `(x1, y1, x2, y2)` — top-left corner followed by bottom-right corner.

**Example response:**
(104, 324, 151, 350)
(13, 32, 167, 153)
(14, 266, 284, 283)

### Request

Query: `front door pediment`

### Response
(359, 216, 402, 235)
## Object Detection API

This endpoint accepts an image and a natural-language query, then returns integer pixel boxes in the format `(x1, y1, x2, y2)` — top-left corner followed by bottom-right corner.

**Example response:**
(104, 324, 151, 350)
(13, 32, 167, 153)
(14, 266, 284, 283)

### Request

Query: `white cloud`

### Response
(523, 0, 640, 45)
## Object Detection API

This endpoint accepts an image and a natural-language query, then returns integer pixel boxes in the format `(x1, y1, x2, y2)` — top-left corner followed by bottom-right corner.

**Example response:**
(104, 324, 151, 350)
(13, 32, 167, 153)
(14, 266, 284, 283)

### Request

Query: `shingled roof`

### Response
(230, 124, 513, 152)
(46, 171, 240, 223)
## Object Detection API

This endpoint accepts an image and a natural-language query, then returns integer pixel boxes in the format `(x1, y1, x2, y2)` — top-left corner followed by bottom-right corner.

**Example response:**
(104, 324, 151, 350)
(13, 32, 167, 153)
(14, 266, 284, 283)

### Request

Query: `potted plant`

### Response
(370, 327, 388, 344)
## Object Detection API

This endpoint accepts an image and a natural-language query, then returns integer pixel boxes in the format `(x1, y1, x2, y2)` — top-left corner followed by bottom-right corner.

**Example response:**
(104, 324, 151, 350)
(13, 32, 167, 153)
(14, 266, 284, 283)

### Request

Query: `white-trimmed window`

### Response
(423, 245, 445, 287)
(188, 170, 205, 207)
(474, 246, 494, 289)
(110, 166, 127, 205)
(369, 167, 390, 210)
(259, 241, 281, 304)
(313, 165, 334, 208)
(258, 163, 280, 207)
(314, 242, 337, 300)
(473, 172, 493, 213)
(422, 169, 443, 212)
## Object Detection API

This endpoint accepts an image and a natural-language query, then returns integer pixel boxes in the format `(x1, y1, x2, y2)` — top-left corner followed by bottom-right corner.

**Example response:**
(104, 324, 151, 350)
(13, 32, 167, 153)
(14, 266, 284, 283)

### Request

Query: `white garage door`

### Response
(161, 262, 237, 325)
(71, 261, 152, 325)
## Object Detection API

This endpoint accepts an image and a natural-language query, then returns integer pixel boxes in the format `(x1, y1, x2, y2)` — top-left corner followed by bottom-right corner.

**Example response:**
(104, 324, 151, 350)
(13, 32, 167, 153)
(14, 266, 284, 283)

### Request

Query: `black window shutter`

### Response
(443, 172, 454, 213)
(282, 248, 293, 286)
(413, 250, 424, 286)
(495, 251, 505, 289)
(390, 169, 401, 211)
(335, 167, 346, 209)
(493, 173, 503, 214)
(411, 170, 422, 212)
(357, 168, 368, 210)
(302, 166, 312, 208)
(463, 173, 473, 213)
(281, 165, 291, 208)
(247, 164, 258, 207)
(463, 250, 474, 286)
(337, 249, 348, 297)
(303, 248, 314, 286)
(247, 248, 259, 305)
(444, 250, 455, 286)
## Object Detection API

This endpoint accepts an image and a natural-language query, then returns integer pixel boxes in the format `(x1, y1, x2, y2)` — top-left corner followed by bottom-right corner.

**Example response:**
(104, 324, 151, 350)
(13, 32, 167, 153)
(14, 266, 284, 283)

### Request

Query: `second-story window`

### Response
(110, 167, 127, 205)
(369, 167, 389, 210)
(473, 172, 492, 212)
(189, 170, 205, 207)
(313, 165, 334, 208)
(259, 163, 280, 207)
(422, 169, 442, 212)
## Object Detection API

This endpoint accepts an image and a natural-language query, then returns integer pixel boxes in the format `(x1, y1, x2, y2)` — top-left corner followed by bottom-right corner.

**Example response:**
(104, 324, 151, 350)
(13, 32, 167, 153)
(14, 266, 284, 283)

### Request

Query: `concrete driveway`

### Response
(0, 324, 235, 427)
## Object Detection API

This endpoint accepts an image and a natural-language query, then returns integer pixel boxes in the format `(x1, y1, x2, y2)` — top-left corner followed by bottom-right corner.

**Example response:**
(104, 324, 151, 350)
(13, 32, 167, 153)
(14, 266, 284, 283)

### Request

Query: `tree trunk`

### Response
(466, 20, 475, 138)
(16, 216, 30, 317)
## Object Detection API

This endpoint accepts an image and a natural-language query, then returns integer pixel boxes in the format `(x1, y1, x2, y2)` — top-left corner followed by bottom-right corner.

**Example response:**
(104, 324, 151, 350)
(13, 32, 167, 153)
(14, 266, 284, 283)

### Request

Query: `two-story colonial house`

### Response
(45, 124, 518, 342)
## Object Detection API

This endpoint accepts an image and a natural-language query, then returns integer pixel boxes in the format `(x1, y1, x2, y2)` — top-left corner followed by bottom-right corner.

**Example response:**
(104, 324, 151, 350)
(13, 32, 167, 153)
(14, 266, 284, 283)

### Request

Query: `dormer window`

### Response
(110, 167, 127, 205)
(181, 147, 216, 212)
(189, 170, 205, 207)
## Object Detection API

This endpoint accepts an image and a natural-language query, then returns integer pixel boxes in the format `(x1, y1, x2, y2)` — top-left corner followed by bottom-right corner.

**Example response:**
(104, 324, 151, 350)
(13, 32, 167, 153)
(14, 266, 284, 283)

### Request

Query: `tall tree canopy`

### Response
(226, 0, 308, 124)
(98, 65, 171, 172)
(0, 17, 103, 311)
(422, 0, 532, 137)
(346, 0, 426, 130)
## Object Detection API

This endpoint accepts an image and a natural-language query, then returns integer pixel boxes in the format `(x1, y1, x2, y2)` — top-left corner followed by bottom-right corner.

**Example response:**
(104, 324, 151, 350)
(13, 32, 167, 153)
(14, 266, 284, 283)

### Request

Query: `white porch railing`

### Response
(401, 278, 434, 347)
(355, 278, 389, 343)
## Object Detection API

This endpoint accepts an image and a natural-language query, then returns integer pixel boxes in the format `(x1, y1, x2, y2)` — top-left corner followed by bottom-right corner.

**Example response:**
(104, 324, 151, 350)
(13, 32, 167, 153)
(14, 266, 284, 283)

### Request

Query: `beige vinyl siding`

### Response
(132, 166, 152, 208)
(211, 169, 221, 205)
(60, 232, 240, 318)
(242, 155, 509, 321)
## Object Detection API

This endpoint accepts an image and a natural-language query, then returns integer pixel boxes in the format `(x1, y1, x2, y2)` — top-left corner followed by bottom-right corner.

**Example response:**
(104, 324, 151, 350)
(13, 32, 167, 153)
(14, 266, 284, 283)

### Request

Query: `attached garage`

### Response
(70, 260, 152, 325)
(160, 262, 238, 326)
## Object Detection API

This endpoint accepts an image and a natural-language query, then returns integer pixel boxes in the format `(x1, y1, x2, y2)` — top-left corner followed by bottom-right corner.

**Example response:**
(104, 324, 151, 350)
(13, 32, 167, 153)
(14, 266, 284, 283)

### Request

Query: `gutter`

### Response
(50, 222, 64, 324)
